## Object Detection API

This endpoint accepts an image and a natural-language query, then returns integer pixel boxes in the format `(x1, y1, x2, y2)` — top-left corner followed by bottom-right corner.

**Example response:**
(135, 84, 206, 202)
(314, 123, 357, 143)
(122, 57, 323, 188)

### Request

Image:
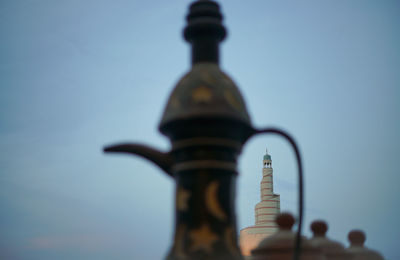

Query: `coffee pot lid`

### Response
(346, 230, 384, 260)
(159, 63, 251, 129)
(159, 0, 251, 132)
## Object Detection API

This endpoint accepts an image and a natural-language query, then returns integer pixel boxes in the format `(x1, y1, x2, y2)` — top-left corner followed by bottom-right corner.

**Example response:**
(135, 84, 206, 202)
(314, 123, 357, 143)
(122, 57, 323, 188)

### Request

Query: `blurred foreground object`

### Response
(251, 213, 323, 260)
(346, 230, 384, 260)
(309, 220, 352, 260)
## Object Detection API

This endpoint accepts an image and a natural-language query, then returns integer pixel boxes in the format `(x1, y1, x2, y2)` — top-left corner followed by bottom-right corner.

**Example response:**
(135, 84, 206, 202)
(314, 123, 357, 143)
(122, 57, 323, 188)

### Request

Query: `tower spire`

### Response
(263, 148, 272, 168)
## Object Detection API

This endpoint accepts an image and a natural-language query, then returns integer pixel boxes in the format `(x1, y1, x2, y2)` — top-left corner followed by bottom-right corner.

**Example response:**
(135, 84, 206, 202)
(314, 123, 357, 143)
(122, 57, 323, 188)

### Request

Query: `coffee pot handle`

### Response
(252, 127, 303, 260)
(103, 143, 173, 177)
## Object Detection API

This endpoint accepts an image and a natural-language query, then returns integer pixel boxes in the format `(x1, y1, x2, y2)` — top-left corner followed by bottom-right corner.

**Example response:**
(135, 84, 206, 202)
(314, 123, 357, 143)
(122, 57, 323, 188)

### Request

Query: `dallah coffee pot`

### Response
(104, 1, 303, 259)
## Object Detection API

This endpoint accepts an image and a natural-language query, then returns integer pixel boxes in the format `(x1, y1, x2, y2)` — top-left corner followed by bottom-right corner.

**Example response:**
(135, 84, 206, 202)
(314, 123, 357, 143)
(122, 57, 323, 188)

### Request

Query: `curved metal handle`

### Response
(104, 143, 173, 177)
(253, 127, 303, 260)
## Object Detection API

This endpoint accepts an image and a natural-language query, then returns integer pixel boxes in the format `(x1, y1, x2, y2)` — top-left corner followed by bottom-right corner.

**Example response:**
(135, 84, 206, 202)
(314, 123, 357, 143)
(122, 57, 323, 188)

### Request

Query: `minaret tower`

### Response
(255, 148, 280, 226)
(239, 149, 281, 258)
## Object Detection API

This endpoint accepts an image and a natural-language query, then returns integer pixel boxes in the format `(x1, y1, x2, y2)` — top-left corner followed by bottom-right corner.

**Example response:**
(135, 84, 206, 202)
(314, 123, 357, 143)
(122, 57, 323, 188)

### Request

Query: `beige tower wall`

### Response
(240, 227, 277, 258)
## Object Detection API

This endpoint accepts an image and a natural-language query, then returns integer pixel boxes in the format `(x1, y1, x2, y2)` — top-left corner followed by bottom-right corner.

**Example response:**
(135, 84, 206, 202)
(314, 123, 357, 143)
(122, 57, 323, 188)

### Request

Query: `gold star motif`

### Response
(205, 181, 227, 221)
(189, 224, 218, 253)
(176, 187, 191, 211)
(192, 86, 212, 103)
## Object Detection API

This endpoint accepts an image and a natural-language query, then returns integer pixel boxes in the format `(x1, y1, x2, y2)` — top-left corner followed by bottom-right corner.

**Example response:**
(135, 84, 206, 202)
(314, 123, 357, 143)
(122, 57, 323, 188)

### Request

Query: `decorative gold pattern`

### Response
(170, 96, 180, 108)
(224, 89, 242, 110)
(189, 224, 219, 253)
(177, 187, 191, 211)
(192, 86, 212, 103)
(205, 181, 227, 221)
(202, 71, 217, 85)
(224, 227, 239, 255)
(174, 224, 187, 259)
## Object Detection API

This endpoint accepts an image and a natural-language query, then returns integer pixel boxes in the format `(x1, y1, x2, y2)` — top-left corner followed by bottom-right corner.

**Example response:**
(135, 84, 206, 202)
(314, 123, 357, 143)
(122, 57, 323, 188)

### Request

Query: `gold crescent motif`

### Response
(205, 181, 227, 221)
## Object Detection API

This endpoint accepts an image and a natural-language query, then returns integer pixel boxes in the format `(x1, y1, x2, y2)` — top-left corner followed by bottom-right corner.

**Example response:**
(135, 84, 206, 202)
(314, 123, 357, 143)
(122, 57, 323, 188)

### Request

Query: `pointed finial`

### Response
(263, 148, 272, 162)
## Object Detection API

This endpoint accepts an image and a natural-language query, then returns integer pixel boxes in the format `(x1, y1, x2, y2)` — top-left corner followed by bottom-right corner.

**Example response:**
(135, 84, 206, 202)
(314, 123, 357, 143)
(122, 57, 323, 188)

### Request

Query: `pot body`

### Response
(166, 168, 242, 260)
(163, 124, 250, 260)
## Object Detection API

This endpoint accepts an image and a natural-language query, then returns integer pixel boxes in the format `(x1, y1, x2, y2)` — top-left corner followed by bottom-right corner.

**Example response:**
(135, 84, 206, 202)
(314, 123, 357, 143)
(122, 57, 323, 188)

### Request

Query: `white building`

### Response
(239, 149, 280, 258)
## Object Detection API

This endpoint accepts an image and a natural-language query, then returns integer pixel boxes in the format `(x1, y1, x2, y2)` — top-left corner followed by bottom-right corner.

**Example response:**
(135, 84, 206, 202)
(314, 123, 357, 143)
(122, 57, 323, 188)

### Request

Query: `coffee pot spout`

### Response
(104, 143, 173, 177)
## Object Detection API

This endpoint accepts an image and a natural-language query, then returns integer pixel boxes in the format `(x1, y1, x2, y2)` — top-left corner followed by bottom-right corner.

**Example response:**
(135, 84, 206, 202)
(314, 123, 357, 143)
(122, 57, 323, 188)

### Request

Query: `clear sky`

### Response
(1, 0, 399, 259)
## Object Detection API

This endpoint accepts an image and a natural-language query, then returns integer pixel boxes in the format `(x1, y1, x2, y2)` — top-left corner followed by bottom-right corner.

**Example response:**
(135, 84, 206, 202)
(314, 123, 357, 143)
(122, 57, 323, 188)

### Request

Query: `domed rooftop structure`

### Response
(346, 230, 384, 260)
(309, 220, 352, 260)
(251, 213, 324, 260)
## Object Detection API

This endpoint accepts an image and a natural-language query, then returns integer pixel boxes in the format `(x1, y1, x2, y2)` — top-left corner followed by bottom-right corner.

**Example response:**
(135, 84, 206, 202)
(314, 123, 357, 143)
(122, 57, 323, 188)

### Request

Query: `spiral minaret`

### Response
(239, 149, 281, 258)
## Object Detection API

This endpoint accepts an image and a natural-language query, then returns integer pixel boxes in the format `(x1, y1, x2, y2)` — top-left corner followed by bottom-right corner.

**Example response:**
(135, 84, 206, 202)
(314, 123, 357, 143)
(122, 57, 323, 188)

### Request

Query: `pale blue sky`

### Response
(1, 0, 399, 259)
